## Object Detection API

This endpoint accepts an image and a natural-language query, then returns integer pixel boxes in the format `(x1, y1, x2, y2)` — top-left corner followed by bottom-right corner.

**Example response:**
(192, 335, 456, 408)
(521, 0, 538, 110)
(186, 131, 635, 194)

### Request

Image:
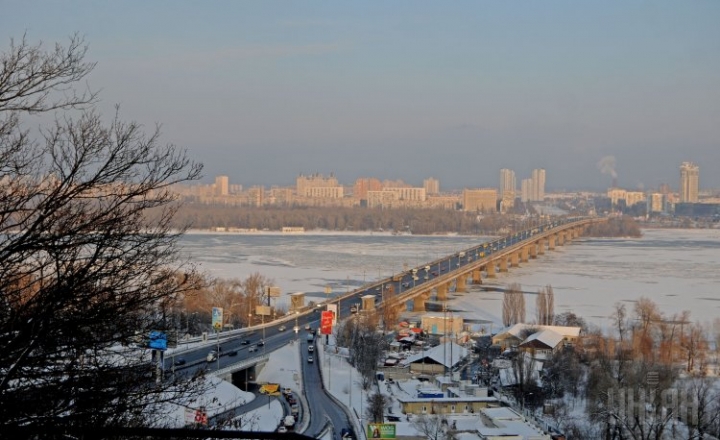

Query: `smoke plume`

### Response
(597, 156, 618, 179)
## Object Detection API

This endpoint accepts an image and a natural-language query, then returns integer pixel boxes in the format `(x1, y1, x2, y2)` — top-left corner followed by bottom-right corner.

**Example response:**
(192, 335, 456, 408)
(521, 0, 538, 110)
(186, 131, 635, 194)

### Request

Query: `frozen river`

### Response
(178, 228, 720, 330)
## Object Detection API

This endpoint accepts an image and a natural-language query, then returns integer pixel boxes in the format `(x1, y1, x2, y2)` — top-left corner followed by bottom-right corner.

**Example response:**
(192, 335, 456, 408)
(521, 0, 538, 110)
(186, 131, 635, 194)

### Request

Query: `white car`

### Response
(307, 355, 314, 363)
(308, 345, 314, 352)
(278, 325, 286, 332)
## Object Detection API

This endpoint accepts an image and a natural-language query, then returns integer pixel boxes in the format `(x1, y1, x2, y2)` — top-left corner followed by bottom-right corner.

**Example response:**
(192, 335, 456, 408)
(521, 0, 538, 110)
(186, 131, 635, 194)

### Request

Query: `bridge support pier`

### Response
(436, 283, 448, 301)
(472, 269, 482, 284)
(413, 292, 429, 312)
(520, 246, 529, 263)
(557, 232, 565, 246)
(486, 264, 496, 278)
(537, 239, 545, 255)
(499, 258, 508, 272)
(510, 252, 520, 268)
(456, 275, 467, 293)
(529, 243, 538, 259)
(548, 235, 556, 250)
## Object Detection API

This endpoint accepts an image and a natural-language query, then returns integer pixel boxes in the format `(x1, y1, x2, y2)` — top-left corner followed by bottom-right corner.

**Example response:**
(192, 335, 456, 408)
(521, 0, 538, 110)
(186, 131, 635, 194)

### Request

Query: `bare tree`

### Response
(535, 285, 555, 326)
(535, 288, 547, 325)
(366, 392, 389, 424)
(410, 414, 457, 440)
(0, 35, 204, 433)
(503, 283, 526, 327)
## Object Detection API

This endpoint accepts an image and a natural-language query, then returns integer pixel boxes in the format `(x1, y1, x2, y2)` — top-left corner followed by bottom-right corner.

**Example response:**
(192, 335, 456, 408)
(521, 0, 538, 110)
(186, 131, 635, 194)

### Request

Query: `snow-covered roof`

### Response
(476, 407, 551, 439)
(495, 323, 581, 340)
(403, 342, 468, 368)
(519, 329, 565, 350)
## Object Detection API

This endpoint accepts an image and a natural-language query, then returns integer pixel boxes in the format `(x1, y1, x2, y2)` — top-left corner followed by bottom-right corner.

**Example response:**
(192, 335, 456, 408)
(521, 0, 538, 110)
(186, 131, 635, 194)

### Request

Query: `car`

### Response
(248, 345, 257, 352)
(257, 340, 265, 346)
(277, 426, 287, 433)
(278, 325, 286, 332)
(241, 339, 251, 345)
(304, 323, 311, 331)
(227, 349, 238, 356)
(308, 345, 314, 352)
(286, 394, 296, 405)
(282, 387, 293, 396)
(206, 351, 217, 362)
(173, 358, 186, 366)
(307, 356, 314, 363)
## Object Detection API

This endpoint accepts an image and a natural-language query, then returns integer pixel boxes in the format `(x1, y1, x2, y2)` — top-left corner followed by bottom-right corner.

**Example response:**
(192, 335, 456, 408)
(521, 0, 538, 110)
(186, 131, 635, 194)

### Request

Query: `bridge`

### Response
(352, 216, 606, 315)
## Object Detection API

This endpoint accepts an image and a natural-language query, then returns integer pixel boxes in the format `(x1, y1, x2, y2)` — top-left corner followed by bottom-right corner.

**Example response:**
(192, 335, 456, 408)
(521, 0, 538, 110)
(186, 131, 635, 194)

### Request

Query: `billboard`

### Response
(267, 286, 281, 297)
(320, 310, 334, 335)
(367, 423, 396, 439)
(256, 305, 271, 316)
(326, 303, 338, 325)
(212, 307, 223, 331)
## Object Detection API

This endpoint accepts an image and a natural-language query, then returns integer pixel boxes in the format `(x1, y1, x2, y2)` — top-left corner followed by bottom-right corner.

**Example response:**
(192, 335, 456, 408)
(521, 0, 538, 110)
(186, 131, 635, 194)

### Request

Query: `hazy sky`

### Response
(3, 1, 719, 191)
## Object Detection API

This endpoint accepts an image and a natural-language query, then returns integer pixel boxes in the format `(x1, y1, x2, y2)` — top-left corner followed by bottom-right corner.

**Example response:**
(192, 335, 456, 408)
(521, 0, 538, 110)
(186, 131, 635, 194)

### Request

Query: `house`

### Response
(402, 342, 469, 375)
(518, 329, 565, 359)
(492, 324, 581, 351)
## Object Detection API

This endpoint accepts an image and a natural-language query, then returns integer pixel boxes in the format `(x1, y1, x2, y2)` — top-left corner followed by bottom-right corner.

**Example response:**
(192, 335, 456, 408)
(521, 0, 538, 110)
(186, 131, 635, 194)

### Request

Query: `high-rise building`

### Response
(499, 169, 516, 199)
(499, 169, 516, 211)
(423, 177, 440, 195)
(215, 175, 229, 196)
(679, 162, 699, 203)
(521, 178, 532, 203)
(531, 169, 546, 201)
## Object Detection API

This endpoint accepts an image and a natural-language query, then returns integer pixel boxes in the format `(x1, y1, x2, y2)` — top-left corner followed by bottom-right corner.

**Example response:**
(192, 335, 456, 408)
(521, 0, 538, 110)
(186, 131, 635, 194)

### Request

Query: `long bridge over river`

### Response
(336, 216, 606, 316)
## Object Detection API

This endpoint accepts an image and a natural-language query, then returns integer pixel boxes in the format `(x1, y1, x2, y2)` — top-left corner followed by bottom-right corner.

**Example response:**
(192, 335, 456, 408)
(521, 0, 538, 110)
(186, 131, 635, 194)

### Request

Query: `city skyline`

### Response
(3, 2, 719, 190)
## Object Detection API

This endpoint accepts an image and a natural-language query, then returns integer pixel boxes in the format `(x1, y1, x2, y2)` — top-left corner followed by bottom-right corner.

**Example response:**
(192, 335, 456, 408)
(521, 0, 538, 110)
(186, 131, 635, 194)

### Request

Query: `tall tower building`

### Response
(499, 169, 516, 199)
(215, 175, 229, 196)
(679, 162, 699, 203)
(521, 178, 533, 203)
(499, 169, 516, 211)
(423, 177, 440, 195)
(531, 169, 546, 201)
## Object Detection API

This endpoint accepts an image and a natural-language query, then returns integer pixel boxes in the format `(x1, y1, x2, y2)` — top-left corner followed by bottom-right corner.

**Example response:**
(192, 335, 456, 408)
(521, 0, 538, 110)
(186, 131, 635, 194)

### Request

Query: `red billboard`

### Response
(320, 310, 334, 335)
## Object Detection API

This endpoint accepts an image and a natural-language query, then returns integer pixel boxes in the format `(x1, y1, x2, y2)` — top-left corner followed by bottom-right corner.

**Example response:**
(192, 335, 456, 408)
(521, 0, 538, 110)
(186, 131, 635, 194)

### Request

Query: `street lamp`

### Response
(294, 312, 300, 338)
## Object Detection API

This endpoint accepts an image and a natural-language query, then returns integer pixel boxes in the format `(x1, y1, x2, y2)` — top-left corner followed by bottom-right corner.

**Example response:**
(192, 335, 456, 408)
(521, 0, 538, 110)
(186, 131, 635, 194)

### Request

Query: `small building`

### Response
(492, 324, 581, 351)
(421, 314, 464, 336)
(396, 395, 498, 416)
(403, 342, 469, 375)
(476, 407, 551, 439)
(518, 329, 565, 359)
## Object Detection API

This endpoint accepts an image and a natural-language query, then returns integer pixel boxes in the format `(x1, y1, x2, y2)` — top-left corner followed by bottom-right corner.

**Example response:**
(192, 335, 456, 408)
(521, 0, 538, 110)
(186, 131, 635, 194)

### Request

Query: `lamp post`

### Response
(294, 312, 299, 339)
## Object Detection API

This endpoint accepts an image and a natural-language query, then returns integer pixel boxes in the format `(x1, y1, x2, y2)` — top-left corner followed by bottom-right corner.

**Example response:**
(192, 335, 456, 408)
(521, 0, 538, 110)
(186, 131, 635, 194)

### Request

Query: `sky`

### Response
(3, 1, 720, 191)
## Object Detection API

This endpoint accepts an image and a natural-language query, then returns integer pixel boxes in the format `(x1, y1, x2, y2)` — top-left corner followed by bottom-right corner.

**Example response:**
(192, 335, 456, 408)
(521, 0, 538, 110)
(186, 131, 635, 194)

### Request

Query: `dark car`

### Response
(241, 339, 251, 345)
(173, 358, 186, 366)
(257, 340, 265, 347)
(227, 349, 238, 356)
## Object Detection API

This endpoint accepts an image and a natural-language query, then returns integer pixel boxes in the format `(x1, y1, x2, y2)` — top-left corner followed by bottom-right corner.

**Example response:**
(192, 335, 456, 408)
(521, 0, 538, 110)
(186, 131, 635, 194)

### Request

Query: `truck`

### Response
(306, 333, 314, 342)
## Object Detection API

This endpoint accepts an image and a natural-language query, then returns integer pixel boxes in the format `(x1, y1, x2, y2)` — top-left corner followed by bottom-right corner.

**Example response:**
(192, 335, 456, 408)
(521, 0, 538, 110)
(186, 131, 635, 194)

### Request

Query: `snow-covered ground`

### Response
(169, 227, 720, 438)
(179, 228, 720, 329)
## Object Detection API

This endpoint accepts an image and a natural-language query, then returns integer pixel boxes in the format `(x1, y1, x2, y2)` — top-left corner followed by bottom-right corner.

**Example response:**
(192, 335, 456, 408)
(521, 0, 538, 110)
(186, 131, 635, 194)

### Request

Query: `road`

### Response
(299, 334, 355, 440)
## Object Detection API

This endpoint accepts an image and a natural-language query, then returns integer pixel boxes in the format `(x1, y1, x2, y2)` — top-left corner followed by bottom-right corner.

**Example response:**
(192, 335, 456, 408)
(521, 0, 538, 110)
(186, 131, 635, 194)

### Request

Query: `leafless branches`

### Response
(0, 35, 203, 431)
